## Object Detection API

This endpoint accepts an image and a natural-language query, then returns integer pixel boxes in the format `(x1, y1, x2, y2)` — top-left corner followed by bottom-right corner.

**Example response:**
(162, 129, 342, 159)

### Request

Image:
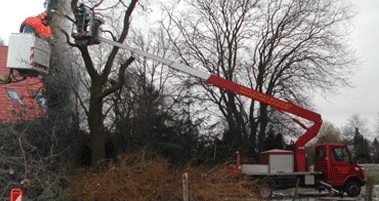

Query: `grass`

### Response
(361, 164, 379, 184)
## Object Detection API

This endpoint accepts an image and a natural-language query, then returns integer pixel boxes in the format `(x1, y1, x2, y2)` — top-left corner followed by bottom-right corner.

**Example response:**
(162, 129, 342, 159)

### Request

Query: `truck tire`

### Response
(253, 176, 275, 199)
(345, 181, 361, 197)
(259, 185, 273, 199)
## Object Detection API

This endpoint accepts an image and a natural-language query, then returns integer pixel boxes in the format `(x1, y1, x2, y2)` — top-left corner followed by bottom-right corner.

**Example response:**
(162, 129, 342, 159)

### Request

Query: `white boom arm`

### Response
(98, 37, 210, 80)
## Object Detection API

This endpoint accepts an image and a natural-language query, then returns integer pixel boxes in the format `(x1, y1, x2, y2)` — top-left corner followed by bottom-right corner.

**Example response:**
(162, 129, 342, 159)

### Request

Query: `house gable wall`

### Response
(0, 45, 45, 122)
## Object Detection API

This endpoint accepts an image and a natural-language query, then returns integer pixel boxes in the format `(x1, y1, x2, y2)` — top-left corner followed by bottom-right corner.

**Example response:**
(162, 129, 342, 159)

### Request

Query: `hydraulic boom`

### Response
(98, 36, 322, 171)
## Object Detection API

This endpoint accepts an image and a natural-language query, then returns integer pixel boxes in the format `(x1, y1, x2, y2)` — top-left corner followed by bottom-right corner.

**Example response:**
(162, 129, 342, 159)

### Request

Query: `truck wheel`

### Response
(345, 181, 361, 197)
(259, 185, 273, 199)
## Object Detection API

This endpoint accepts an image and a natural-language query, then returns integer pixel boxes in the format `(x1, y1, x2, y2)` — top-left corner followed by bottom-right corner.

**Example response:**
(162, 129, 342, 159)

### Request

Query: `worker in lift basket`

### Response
(20, 11, 52, 39)
(77, 3, 90, 35)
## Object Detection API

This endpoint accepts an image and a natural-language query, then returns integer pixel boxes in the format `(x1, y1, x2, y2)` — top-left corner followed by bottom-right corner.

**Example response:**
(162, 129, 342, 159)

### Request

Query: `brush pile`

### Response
(69, 152, 256, 201)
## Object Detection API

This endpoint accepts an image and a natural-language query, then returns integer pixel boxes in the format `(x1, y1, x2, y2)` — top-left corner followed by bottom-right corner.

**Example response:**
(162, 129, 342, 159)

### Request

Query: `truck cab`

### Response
(314, 143, 366, 197)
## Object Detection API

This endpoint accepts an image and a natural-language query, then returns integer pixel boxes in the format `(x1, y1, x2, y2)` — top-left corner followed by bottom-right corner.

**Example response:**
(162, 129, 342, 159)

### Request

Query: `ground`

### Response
(267, 185, 379, 201)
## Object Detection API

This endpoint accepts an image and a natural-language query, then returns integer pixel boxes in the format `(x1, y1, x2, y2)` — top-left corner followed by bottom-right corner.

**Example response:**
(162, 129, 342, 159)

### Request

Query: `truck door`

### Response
(314, 146, 328, 180)
(329, 147, 352, 186)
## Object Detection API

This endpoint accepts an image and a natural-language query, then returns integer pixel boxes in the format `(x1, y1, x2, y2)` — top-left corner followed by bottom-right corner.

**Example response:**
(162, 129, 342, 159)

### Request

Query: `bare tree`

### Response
(161, 0, 355, 156)
(106, 25, 206, 160)
(316, 121, 341, 144)
(341, 114, 370, 143)
(58, 0, 139, 165)
(108, 28, 174, 154)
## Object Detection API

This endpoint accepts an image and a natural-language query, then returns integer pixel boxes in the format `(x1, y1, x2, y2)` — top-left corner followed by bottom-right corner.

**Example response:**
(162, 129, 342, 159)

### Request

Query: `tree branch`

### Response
(59, 28, 78, 47)
(101, 0, 139, 83)
(99, 55, 135, 98)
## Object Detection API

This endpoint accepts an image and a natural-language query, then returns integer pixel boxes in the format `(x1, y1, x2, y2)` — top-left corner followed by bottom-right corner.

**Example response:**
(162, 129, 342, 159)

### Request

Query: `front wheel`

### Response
(345, 181, 361, 197)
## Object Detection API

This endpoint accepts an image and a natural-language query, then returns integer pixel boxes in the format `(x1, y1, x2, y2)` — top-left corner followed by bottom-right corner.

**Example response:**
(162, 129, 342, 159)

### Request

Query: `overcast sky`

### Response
(0, 0, 46, 44)
(0, 0, 378, 136)
(315, 0, 379, 135)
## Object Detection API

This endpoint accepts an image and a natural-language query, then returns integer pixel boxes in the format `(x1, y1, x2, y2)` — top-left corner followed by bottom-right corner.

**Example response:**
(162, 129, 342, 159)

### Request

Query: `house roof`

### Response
(0, 45, 45, 123)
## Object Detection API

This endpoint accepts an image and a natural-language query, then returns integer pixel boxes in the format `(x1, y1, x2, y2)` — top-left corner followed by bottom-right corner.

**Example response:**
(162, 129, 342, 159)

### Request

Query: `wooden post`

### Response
(366, 176, 373, 201)
(292, 178, 299, 201)
(182, 173, 191, 201)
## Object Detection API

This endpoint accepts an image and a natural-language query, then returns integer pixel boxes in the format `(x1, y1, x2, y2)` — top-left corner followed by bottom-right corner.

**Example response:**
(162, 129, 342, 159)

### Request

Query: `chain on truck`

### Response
(6, 7, 366, 199)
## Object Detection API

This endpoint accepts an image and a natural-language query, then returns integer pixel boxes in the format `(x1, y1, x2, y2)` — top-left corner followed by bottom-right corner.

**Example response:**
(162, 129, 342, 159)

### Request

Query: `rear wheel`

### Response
(254, 176, 275, 199)
(345, 181, 361, 197)
(259, 185, 273, 198)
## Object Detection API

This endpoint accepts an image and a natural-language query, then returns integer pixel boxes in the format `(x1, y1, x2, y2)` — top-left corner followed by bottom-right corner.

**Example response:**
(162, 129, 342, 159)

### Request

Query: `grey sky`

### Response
(315, 0, 379, 136)
(0, 1, 45, 44)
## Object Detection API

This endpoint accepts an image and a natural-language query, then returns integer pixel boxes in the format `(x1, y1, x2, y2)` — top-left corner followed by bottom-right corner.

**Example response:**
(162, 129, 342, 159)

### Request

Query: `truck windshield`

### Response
(332, 148, 350, 162)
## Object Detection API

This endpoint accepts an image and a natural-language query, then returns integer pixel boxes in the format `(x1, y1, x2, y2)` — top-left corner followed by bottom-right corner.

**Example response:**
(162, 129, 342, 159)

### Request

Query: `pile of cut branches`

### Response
(183, 165, 255, 200)
(69, 152, 256, 201)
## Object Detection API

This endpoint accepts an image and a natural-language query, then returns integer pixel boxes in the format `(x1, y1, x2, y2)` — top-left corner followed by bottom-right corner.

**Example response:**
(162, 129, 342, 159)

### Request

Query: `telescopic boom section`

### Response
(98, 37, 322, 172)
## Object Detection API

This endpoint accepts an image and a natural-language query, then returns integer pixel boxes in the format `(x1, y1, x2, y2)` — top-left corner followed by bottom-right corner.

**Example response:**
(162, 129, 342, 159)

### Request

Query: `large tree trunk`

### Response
(65, 0, 137, 166)
(257, 104, 269, 152)
(249, 100, 258, 157)
(89, 83, 105, 165)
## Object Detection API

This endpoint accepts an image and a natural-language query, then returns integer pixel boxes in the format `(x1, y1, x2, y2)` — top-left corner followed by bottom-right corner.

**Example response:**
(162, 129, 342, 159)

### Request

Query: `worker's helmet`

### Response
(39, 12, 48, 20)
(39, 11, 49, 25)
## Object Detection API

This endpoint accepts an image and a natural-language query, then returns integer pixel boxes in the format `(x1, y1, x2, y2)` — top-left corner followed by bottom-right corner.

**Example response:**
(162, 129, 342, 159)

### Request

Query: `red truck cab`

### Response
(314, 143, 366, 197)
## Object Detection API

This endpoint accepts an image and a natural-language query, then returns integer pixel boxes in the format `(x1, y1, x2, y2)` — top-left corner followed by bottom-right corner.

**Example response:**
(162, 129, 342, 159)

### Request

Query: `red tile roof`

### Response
(0, 45, 45, 123)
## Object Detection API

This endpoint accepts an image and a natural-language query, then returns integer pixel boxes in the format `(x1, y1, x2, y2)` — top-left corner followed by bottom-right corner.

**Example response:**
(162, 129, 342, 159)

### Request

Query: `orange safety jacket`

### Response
(38, 24, 52, 38)
(20, 16, 52, 38)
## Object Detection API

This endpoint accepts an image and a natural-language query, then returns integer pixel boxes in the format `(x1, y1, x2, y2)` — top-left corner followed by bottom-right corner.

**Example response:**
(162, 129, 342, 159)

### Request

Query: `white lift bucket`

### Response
(6, 33, 51, 75)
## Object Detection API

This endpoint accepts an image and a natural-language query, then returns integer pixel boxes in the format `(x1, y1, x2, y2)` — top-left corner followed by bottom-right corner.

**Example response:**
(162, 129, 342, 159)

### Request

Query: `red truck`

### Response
(232, 143, 365, 198)
(217, 72, 366, 198)
(314, 143, 366, 196)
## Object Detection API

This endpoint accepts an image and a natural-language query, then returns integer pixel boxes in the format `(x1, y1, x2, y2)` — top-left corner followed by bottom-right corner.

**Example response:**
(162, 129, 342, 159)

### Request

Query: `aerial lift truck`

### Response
(95, 37, 366, 197)
(71, 14, 365, 198)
